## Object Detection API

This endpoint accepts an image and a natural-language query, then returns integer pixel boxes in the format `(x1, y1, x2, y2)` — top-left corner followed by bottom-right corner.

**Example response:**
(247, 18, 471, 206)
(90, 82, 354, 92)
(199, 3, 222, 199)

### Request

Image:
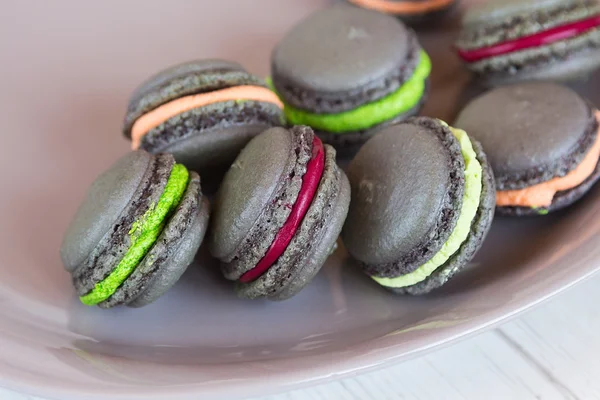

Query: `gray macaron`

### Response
(208, 126, 350, 300)
(60, 150, 209, 308)
(454, 82, 600, 216)
(123, 59, 285, 189)
(342, 117, 495, 294)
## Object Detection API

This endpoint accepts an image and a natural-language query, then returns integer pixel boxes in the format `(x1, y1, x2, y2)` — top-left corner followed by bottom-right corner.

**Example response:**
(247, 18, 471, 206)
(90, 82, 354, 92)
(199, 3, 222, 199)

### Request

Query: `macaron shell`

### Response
(208, 127, 297, 261)
(217, 126, 314, 279)
(139, 100, 284, 170)
(60, 150, 152, 272)
(454, 83, 594, 190)
(458, 1, 600, 51)
(390, 140, 496, 295)
(342, 117, 464, 274)
(160, 122, 281, 177)
(129, 59, 245, 108)
(462, 0, 582, 28)
(98, 172, 207, 308)
(123, 60, 263, 137)
(71, 154, 174, 296)
(465, 28, 600, 81)
(475, 47, 600, 87)
(498, 158, 600, 216)
(235, 145, 350, 300)
(128, 196, 210, 308)
(271, 4, 412, 105)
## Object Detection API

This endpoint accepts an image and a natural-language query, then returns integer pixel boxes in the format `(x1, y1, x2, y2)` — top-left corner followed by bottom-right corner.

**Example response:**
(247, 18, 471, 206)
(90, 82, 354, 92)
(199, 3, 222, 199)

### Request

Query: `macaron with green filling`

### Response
(341, 117, 495, 294)
(60, 150, 209, 308)
(269, 4, 431, 150)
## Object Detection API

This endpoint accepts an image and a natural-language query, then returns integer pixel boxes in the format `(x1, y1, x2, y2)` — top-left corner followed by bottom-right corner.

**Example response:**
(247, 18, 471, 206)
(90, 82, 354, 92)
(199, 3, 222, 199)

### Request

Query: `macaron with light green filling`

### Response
(270, 4, 431, 150)
(60, 150, 209, 308)
(341, 117, 495, 294)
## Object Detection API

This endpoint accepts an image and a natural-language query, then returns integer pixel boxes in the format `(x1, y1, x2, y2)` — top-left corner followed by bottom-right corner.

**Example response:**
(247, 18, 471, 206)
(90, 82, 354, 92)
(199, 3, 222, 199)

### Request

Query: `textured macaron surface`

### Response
(460, 0, 599, 35)
(391, 140, 496, 294)
(271, 51, 431, 134)
(272, 5, 414, 107)
(209, 127, 312, 272)
(61, 151, 205, 307)
(122, 59, 285, 177)
(454, 82, 596, 191)
(271, 4, 429, 126)
(456, 0, 600, 78)
(209, 125, 348, 299)
(60, 151, 152, 272)
(236, 144, 350, 300)
(342, 118, 492, 291)
(124, 59, 263, 137)
(79, 163, 189, 305)
(342, 117, 465, 277)
(99, 172, 208, 308)
(372, 124, 483, 288)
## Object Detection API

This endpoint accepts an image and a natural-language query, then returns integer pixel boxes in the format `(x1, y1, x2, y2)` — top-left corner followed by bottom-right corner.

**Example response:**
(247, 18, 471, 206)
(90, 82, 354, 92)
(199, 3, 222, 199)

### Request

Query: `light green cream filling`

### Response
(373, 124, 483, 288)
(268, 50, 431, 133)
(79, 164, 189, 305)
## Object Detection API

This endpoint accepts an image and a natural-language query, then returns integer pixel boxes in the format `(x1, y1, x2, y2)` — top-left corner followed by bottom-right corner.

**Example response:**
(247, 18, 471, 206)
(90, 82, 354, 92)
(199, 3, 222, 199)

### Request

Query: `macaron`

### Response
(454, 82, 600, 216)
(60, 150, 209, 308)
(455, 0, 600, 86)
(208, 126, 350, 300)
(341, 117, 495, 294)
(345, 0, 458, 24)
(122, 59, 286, 183)
(270, 4, 431, 150)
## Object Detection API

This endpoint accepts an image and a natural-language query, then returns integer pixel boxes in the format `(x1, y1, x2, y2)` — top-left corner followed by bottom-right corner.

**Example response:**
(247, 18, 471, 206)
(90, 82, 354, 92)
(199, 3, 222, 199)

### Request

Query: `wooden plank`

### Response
(258, 329, 566, 400)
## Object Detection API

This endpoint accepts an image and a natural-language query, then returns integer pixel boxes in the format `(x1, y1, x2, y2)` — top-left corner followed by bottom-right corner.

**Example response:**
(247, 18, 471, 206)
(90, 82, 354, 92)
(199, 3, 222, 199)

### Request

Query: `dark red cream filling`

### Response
(458, 15, 600, 63)
(239, 137, 325, 283)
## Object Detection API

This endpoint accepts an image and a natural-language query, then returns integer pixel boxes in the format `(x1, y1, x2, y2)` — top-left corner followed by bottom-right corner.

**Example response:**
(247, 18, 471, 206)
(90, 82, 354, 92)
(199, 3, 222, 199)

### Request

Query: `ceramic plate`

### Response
(2, 1, 600, 399)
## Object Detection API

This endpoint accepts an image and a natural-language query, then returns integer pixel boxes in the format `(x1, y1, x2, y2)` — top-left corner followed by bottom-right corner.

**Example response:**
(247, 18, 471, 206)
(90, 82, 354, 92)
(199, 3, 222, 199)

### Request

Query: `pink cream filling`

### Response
(458, 15, 600, 63)
(239, 136, 325, 283)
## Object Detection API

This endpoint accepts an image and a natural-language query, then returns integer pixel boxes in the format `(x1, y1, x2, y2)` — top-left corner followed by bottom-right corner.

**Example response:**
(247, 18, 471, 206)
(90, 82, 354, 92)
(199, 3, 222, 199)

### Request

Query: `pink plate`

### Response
(1, 1, 600, 399)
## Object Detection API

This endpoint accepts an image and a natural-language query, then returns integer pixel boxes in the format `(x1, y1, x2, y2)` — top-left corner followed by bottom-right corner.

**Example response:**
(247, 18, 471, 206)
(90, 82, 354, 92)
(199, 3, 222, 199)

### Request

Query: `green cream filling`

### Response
(373, 124, 483, 289)
(268, 50, 431, 133)
(79, 164, 189, 306)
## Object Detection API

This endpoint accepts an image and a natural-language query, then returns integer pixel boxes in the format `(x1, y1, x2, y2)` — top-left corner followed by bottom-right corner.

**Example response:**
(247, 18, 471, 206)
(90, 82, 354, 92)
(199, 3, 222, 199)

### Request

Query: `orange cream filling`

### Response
(496, 111, 600, 208)
(130, 85, 283, 149)
(347, 0, 454, 14)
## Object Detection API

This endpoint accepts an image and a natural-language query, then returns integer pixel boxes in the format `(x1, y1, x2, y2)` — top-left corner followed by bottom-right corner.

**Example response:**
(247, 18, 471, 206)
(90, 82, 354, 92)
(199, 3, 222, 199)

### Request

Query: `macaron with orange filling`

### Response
(455, 0, 600, 86)
(346, 0, 457, 23)
(455, 82, 600, 216)
(123, 59, 285, 182)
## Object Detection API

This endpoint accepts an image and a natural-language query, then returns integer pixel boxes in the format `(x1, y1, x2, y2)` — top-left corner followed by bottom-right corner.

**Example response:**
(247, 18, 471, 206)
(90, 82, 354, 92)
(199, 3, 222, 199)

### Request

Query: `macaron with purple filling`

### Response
(208, 126, 350, 300)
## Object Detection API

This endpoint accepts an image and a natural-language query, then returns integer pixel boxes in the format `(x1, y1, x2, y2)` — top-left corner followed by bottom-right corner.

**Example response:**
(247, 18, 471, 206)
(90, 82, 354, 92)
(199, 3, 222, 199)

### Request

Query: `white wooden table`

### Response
(3, 273, 599, 400)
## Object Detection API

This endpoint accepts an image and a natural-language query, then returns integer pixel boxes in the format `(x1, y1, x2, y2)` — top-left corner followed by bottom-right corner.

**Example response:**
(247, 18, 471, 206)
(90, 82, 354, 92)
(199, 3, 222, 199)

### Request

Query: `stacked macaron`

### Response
(123, 59, 285, 177)
(455, 82, 600, 216)
(456, 0, 600, 85)
(270, 4, 431, 149)
(209, 126, 350, 300)
(60, 151, 209, 308)
(342, 117, 495, 294)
